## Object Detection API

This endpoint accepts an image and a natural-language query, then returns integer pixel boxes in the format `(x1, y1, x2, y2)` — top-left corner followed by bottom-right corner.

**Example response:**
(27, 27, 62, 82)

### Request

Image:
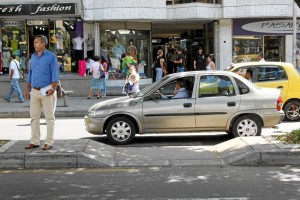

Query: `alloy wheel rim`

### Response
(237, 119, 257, 136)
(111, 121, 131, 141)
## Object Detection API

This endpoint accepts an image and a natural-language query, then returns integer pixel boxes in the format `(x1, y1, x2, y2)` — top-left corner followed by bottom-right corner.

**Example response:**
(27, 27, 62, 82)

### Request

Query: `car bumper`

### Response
(262, 110, 285, 127)
(84, 115, 105, 135)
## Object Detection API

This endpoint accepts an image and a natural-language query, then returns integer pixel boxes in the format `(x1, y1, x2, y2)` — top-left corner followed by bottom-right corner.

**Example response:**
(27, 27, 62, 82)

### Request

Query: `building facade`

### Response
(0, 0, 299, 77)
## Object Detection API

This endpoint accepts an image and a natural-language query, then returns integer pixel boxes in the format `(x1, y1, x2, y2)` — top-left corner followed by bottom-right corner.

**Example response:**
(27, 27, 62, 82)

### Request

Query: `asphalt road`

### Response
(0, 166, 299, 200)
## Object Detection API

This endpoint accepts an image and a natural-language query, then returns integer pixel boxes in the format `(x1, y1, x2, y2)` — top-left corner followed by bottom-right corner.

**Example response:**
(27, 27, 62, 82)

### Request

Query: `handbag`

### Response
(99, 69, 105, 78)
(13, 60, 24, 80)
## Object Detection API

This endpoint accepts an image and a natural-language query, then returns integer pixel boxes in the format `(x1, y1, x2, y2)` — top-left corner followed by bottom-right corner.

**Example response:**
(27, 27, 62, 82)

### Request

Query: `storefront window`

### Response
(100, 29, 150, 79)
(264, 36, 285, 62)
(49, 20, 75, 72)
(232, 36, 262, 63)
(232, 36, 285, 63)
(1, 21, 26, 73)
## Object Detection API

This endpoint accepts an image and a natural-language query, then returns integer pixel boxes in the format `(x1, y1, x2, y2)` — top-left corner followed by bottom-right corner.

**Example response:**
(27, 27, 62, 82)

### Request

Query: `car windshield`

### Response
(135, 75, 171, 97)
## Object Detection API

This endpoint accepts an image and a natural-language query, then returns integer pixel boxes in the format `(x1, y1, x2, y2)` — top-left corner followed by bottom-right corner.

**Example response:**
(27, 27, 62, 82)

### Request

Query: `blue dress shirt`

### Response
(161, 88, 189, 99)
(27, 49, 59, 88)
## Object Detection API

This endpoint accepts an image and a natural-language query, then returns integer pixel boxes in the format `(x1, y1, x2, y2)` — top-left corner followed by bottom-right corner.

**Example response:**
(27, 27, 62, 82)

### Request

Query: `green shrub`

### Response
(276, 129, 300, 144)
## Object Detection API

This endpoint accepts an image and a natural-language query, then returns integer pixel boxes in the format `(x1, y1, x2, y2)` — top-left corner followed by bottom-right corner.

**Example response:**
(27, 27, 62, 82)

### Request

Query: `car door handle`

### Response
(277, 86, 283, 89)
(183, 103, 192, 108)
(227, 102, 236, 107)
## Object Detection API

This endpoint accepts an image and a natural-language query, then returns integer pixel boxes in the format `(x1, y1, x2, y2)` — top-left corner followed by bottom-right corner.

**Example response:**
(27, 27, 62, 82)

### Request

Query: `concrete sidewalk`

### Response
(0, 136, 299, 169)
(0, 95, 122, 118)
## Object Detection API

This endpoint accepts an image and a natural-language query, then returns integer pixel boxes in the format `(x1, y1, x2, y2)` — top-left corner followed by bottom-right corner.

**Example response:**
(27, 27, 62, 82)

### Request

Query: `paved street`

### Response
(0, 166, 299, 200)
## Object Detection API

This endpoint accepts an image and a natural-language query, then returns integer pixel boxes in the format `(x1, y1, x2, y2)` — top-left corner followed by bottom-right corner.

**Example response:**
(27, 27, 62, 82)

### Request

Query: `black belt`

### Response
(33, 87, 42, 90)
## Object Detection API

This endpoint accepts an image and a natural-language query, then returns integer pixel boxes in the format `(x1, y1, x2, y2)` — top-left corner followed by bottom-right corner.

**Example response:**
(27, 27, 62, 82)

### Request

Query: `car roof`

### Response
(231, 62, 294, 68)
(166, 70, 239, 78)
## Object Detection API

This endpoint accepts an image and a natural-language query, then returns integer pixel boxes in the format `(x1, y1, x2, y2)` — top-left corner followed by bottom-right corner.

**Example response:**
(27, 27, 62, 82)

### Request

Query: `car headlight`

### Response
(87, 109, 95, 118)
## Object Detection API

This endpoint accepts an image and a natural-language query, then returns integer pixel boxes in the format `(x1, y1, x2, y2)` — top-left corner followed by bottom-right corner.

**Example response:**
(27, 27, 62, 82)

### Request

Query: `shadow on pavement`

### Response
(82, 133, 233, 147)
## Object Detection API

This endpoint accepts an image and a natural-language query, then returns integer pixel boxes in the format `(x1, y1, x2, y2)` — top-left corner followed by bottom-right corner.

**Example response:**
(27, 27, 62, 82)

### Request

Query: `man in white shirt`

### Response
(257, 52, 266, 62)
(3, 54, 24, 103)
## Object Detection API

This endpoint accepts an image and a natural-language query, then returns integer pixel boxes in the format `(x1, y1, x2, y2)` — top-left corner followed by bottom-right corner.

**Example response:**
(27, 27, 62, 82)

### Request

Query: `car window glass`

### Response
(258, 65, 287, 81)
(198, 75, 236, 97)
(156, 76, 195, 99)
(234, 77, 250, 94)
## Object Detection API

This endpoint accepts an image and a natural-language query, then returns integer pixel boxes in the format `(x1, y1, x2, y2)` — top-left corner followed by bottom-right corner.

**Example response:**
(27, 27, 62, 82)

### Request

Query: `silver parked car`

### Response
(84, 71, 284, 145)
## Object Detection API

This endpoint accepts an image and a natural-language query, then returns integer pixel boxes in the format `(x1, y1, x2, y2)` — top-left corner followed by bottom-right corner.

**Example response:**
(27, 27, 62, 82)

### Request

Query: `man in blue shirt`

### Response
(158, 78, 189, 99)
(24, 35, 59, 151)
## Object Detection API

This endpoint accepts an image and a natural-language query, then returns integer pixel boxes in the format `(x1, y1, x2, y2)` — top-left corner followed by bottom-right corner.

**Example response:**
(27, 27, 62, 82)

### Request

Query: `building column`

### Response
(217, 19, 232, 70)
(94, 22, 100, 56)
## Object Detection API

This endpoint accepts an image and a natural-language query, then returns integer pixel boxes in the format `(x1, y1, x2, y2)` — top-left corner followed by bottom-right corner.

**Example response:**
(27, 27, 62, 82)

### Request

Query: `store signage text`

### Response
(242, 20, 300, 34)
(2, 21, 23, 27)
(0, 3, 75, 16)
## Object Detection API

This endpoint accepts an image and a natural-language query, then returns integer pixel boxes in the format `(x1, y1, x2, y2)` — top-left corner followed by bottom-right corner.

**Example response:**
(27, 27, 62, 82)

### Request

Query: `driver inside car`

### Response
(157, 78, 189, 99)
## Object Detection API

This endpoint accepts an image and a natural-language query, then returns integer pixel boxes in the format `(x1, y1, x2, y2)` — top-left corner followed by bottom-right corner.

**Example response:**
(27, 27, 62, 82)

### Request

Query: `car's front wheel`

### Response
(284, 101, 300, 121)
(232, 115, 261, 137)
(106, 117, 136, 145)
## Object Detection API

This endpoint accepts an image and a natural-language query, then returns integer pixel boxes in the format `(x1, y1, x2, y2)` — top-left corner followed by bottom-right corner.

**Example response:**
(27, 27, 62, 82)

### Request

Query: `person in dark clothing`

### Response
(193, 47, 206, 71)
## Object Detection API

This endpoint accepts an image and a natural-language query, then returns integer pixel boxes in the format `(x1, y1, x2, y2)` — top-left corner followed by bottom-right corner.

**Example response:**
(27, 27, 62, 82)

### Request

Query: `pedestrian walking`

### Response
(86, 56, 104, 99)
(3, 54, 25, 103)
(24, 35, 59, 151)
(100, 56, 108, 97)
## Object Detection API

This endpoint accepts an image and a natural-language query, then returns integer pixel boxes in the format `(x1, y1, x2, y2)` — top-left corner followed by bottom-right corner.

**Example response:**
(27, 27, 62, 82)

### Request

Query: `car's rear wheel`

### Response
(106, 117, 136, 145)
(232, 115, 261, 137)
(284, 101, 300, 121)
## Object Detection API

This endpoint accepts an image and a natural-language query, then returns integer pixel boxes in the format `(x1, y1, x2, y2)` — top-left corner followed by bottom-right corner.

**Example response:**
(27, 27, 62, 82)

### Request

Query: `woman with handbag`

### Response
(86, 56, 104, 99)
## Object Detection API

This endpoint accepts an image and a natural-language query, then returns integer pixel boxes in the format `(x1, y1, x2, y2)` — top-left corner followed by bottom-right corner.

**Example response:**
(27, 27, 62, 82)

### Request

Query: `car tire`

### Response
(283, 101, 300, 121)
(106, 117, 136, 145)
(232, 115, 261, 137)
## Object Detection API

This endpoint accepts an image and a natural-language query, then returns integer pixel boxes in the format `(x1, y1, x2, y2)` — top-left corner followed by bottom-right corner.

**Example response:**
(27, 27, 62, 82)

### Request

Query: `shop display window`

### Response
(233, 35, 285, 63)
(1, 21, 26, 73)
(100, 29, 150, 79)
(232, 36, 263, 63)
(264, 36, 285, 62)
(49, 20, 75, 72)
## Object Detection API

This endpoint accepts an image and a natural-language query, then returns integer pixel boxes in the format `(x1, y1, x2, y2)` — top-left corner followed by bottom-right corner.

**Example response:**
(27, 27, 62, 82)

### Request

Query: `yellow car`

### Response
(229, 62, 300, 121)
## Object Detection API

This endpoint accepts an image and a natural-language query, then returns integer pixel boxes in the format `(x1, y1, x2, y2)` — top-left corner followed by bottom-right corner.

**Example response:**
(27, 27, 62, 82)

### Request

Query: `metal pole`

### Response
(293, 1, 297, 67)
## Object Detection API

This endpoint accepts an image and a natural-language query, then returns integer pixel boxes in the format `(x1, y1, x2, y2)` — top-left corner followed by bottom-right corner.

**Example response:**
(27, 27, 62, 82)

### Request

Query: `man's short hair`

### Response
(36, 35, 48, 46)
(176, 78, 186, 88)
(11, 54, 16, 59)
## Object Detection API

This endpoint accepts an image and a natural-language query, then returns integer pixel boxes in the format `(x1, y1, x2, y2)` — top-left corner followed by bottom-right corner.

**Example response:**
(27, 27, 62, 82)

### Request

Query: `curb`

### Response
(1, 139, 300, 169)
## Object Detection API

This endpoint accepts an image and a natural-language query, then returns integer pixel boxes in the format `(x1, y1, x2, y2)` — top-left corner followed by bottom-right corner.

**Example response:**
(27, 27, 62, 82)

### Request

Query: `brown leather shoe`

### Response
(25, 144, 39, 149)
(42, 144, 53, 150)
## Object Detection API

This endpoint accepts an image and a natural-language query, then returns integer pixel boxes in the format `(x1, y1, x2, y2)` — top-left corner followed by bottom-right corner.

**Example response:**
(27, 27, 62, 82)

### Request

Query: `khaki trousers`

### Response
(29, 88, 57, 146)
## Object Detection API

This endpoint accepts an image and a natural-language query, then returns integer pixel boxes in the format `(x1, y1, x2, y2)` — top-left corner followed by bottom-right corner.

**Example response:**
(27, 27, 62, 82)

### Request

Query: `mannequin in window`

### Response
(73, 34, 84, 72)
(86, 33, 94, 58)
(111, 35, 125, 60)
(50, 34, 57, 51)
(11, 34, 19, 51)
(127, 39, 137, 61)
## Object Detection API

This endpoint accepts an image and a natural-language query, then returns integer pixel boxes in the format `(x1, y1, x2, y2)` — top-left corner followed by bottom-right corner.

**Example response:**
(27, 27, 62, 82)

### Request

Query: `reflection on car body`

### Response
(84, 71, 284, 145)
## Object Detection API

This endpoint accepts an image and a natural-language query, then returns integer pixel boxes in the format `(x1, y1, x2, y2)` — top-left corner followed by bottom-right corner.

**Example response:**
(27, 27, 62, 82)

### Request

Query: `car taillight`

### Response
(277, 96, 282, 111)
